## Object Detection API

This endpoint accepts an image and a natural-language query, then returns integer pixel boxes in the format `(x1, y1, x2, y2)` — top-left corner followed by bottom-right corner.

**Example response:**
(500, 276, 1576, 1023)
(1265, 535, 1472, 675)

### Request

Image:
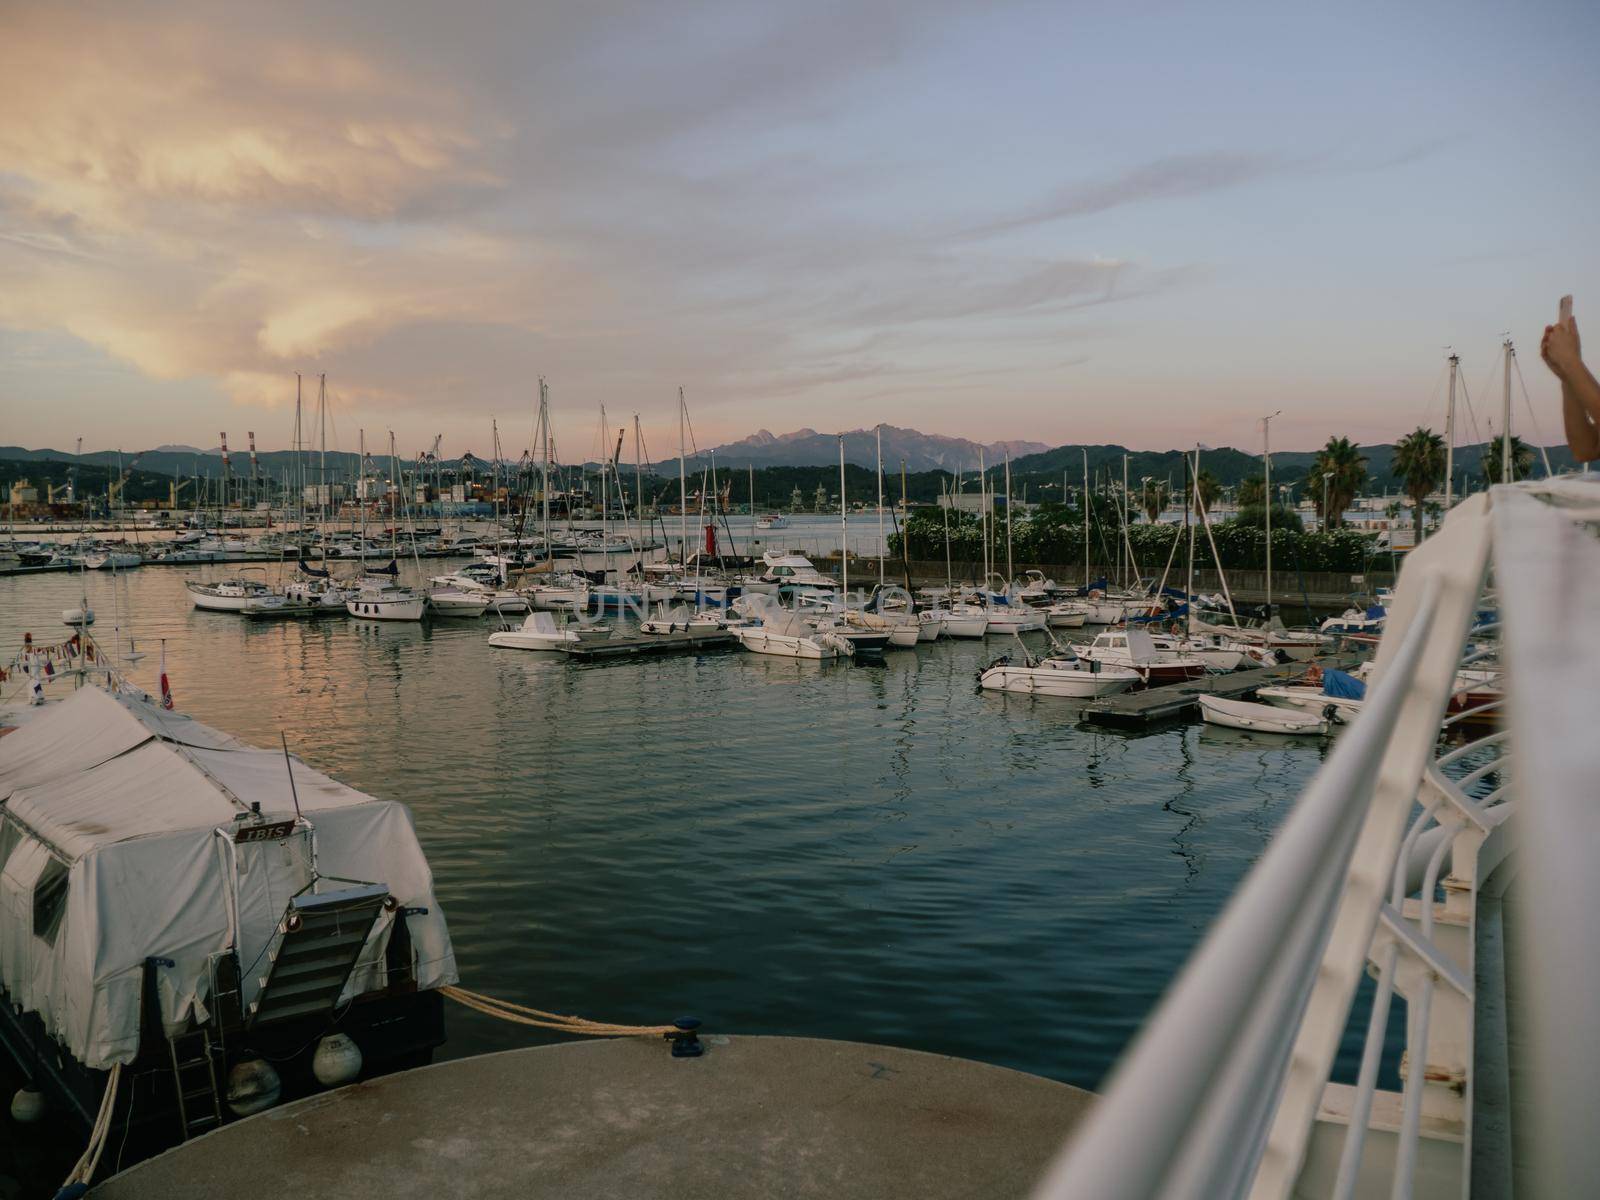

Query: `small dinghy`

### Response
(1198, 693, 1330, 735)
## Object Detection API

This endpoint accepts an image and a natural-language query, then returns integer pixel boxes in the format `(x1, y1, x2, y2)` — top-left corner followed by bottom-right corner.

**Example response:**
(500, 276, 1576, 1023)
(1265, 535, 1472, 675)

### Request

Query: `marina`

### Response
(2, 3, 1595, 1193)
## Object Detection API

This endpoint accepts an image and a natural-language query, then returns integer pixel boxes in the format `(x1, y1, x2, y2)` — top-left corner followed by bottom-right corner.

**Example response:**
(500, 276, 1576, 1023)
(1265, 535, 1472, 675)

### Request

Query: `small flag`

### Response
(28, 660, 43, 705)
(159, 641, 174, 711)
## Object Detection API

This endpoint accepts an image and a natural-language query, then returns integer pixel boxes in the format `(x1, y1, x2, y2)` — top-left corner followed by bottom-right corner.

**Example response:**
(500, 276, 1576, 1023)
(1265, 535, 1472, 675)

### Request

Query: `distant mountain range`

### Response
(694, 426, 1051, 472)
(1, 429, 1577, 496)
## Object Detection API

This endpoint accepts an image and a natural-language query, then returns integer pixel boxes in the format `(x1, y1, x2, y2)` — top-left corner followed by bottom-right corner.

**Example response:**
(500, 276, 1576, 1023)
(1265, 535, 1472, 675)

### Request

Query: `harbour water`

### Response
(0, 562, 1331, 1092)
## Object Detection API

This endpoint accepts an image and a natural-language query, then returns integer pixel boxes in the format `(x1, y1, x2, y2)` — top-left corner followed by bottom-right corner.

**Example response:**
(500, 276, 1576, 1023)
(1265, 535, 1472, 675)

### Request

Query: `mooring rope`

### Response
(440, 985, 677, 1037)
(55, 1061, 123, 1197)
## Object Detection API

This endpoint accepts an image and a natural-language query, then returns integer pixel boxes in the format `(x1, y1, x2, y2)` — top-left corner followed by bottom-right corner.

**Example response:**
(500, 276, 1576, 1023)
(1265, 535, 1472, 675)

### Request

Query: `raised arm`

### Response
(1543, 319, 1600, 463)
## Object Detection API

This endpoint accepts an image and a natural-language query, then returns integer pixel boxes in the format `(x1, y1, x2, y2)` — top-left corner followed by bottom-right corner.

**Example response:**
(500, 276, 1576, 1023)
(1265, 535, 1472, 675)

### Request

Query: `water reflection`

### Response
(0, 564, 1331, 1090)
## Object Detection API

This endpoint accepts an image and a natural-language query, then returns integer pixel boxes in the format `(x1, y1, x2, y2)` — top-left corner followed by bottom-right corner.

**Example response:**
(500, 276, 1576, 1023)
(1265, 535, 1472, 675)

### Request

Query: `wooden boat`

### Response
(1198, 693, 1329, 735)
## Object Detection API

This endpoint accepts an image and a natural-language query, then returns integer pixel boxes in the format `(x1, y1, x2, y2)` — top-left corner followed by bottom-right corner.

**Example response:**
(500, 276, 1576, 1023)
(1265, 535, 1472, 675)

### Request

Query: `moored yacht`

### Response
(346, 578, 426, 621)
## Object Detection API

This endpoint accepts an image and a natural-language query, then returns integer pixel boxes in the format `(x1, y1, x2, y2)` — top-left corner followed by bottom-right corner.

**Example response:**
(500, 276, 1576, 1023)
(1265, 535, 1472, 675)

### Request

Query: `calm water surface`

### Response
(0, 561, 1331, 1091)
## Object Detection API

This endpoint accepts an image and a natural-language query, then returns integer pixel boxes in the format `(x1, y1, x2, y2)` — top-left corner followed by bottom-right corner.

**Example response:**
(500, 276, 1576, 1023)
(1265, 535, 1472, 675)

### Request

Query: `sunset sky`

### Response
(2, 0, 1596, 460)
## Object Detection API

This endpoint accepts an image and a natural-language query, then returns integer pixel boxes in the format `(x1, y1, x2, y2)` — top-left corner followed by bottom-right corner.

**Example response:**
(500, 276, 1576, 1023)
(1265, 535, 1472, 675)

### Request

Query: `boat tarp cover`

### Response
(1322, 669, 1367, 700)
(0, 686, 456, 1069)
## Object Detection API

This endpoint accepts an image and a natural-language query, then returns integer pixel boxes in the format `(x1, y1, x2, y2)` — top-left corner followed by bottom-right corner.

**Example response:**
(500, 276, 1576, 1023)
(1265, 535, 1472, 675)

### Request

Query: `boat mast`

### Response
(1004, 454, 1013, 586)
(599, 403, 610, 587)
(357, 429, 367, 573)
(838, 434, 848, 600)
(678, 387, 688, 568)
(540, 378, 551, 565)
(978, 448, 987, 591)
(1082, 448, 1089, 589)
(875, 426, 885, 588)
(942, 476, 952, 596)
(1186, 447, 1197, 635)
(1444, 352, 1458, 511)
(635, 415, 645, 565)
(749, 462, 755, 557)
(1262, 409, 1281, 615)
(1502, 337, 1514, 483)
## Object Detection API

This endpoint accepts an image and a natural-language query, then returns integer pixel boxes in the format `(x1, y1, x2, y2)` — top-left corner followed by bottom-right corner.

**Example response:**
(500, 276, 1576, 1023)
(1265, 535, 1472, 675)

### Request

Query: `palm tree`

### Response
(1305, 437, 1367, 529)
(1392, 426, 1446, 544)
(1140, 479, 1169, 523)
(1191, 469, 1220, 517)
(1481, 435, 1534, 485)
(1237, 476, 1266, 508)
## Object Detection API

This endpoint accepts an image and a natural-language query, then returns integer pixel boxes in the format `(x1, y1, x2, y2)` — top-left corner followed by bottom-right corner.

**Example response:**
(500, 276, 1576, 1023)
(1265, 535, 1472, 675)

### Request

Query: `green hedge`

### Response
(890, 508, 1382, 572)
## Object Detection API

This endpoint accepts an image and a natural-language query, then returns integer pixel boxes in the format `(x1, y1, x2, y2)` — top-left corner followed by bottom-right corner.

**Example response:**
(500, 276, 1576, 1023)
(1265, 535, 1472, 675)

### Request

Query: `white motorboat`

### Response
(523, 575, 590, 611)
(60, 606, 94, 627)
(843, 611, 920, 648)
(186, 576, 275, 613)
(640, 605, 727, 635)
(426, 589, 490, 617)
(1075, 628, 1208, 684)
(1147, 632, 1249, 672)
(740, 551, 838, 595)
(1319, 604, 1387, 637)
(1042, 602, 1090, 629)
(755, 514, 790, 530)
(1013, 570, 1062, 602)
(346, 580, 426, 621)
(1198, 694, 1330, 735)
(982, 600, 1047, 634)
(488, 610, 614, 651)
(979, 648, 1140, 698)
(428, 568, 530, 614)
(732, 612, 852, 660)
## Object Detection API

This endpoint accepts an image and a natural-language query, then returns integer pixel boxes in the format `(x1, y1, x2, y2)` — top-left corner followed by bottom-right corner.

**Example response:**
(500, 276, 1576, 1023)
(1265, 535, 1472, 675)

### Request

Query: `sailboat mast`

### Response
(1263, 411, 1278, 615)
(1186, 447, 1197, 634)
(678, 387, 688, 567)
(540, 378, 550, 562)
(1004, 454, 1013, 585)
(358, 429, 367, 571)
(1502, 338, 1514, 483)
(1444, 353, 1458, 510)
(978, 449, 988, 589)
(1082, 449, 1089, 589)
(876, 425, 885, 588)
(635, 415, 644, 563)
(838, 434, 848, 599)
(748, 462, 755, 556)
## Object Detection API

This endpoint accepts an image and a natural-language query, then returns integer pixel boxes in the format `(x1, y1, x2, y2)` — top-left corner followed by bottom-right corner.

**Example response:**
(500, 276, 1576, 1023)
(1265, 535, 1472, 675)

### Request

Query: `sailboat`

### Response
(346, 432, 424, 621)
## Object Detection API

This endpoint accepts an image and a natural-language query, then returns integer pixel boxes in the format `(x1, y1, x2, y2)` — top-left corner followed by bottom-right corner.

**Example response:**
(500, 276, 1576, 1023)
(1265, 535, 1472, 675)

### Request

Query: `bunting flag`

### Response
(28, 659, 43, 705)
(159, 641, 174, 710)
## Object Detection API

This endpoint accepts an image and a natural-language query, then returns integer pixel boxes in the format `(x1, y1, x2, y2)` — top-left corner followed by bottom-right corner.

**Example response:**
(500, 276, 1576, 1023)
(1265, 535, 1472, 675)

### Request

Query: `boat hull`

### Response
(734, 629, 841, 659)
(347, 596, 425, 620)
(1199, 694, 1327, 734)
(980, 665, 1136, 698)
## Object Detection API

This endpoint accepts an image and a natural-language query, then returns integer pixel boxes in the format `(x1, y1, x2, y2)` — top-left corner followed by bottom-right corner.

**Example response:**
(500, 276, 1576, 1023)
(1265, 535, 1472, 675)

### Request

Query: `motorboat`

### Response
(640, 605, 727, 635)
(732, 611, 852, 660)
(755, 514, 790, 530)
(1076, 628, 1208, 685)
(740, 551, 838, 595)
(186, 575, 275, 613)
(1146, 631, 1249, 672)
(488, 610, 614, 651)
(346, 579, 426, 621)
(60, 605, 94, 627)
(1190, 612, 1327, 661)
(1256, 665, 1368, 720)
(981, 599, 1047, 634)
(428, 567, 529, 614)
(979, 643, 1140, 698)
(1013, 570, 1063, 602)
(1198, 694, 1331, 735)
(426, 589, 490, 617)
(283, 577, 353, 614)
(523, 575, 590, 611)
(842, 611, 921, 648)
(1042, 602, 1090, 629)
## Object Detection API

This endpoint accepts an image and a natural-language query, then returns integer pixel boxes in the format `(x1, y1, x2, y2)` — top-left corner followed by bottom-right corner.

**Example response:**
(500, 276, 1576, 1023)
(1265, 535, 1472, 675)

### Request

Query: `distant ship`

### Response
(755, 513, 790, 530)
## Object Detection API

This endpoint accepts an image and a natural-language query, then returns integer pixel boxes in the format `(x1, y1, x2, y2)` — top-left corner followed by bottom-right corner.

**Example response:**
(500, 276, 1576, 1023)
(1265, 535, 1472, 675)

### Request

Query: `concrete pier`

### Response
(93, 1036, 1094, 1199)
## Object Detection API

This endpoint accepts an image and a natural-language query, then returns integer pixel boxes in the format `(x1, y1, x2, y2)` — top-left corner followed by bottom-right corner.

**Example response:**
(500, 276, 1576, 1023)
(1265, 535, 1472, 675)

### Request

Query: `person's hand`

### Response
(1542, 317, 1582, 381)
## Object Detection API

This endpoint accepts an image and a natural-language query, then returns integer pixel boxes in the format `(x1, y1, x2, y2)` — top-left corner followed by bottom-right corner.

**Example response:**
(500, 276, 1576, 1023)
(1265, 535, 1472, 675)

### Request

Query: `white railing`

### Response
(1034, 488, 1506, 1200)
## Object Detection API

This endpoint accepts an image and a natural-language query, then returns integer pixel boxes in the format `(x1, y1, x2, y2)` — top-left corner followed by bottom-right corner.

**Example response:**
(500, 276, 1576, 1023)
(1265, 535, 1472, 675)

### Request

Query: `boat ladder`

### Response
(167, 1026, 223, 1140)
(248, 882, 391, 1026)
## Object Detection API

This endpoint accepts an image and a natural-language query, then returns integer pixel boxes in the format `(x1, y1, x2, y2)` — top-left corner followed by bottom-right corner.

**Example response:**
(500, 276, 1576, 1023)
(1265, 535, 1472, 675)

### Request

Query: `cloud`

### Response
(960, 152, 1286, 238)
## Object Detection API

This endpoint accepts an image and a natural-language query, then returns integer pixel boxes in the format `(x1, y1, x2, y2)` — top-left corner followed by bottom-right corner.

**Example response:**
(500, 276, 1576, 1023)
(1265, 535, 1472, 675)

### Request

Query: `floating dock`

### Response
(94, 1036, 1094, 1199)
(1078, 649, 1369, 729)
(560, 630, 738, 662)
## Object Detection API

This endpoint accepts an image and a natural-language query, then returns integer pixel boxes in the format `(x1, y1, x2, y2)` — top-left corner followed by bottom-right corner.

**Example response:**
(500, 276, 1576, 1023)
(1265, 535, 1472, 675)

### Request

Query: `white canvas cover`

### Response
(0, 686, 456, 1068)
